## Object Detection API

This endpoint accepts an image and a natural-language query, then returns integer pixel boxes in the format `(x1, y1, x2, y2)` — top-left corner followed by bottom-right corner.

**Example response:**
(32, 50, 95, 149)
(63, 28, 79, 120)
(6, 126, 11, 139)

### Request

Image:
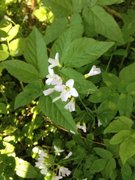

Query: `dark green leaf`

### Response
(2, 60, 40, 83)
(83, 6, 124, 43)
(24, 27, 48, 78)
(38, 95, 77, 133)
(62, 38, 114, 67)
(60, 67, 97, 94)
(90, 159, 107, 173)
(15, 81, 43, 109)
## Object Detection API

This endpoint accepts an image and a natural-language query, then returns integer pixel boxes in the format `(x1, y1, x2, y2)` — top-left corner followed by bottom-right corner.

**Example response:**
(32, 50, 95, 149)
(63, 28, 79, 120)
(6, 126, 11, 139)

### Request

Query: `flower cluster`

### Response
(43, 53, 79, 112)
(34, 146, 72, 179)
(43, 53, 101, 112)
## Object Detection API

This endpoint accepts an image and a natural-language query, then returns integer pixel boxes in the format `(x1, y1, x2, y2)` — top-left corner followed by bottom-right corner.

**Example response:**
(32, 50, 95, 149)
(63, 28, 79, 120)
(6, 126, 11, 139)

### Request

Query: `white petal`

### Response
(64, 101, 75, 112)
(88, 65, 101, 76)
(61, 91, 70, 102)
(55, 84, 65, 92)
(70, 88, 78, 97)
(66, 79, 74, 88)
(48, 66, 54, 75)
(64, 151, 72, 159)
(55, 52, 59, 60)
(43, 88, 54, 96)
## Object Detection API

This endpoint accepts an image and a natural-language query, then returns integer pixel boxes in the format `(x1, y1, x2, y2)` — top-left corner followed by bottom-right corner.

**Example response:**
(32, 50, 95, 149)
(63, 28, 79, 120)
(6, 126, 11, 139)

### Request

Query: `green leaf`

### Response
(110, 130, 131, 145)
(94, 147, 113, 159)
(0, 50, 9, 61)
(15, 157, 38, 178)
(7, 24, 20, 42)
(120, 137, 135, 164)
(83, 6, 124, 43)
(119, 63, 135, 83)
(44, 17, 68, 45)
(90, 159, 107, 173)
(102, 73, 120, 89)
(104, 116, 133, 134)
(121, 163, 132, 180)
(2, 60, 40, 83)
(97, 93, 118, 126)
(61, 38, 114, 67)
(9, 38, 25, 57)
(24, 27, 48, 78)
(45, 0, 72, 17)
(38, 95, 77, 133)
(103, 158, 116, 179)
(15, 81, 43, 109)
(126, 82, 135, 96)
(60, 67, 97, 94)
(51, 14, 83, 58)
(89, 87, 111, 103)
(0, 103, 7, 114)
(97, 0, 124, 5)
(118, 93, 133, 117)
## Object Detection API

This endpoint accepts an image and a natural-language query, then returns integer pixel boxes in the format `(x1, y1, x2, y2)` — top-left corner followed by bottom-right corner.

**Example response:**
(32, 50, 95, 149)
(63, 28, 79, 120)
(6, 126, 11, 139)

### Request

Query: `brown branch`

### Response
(103, 5, 123, 21)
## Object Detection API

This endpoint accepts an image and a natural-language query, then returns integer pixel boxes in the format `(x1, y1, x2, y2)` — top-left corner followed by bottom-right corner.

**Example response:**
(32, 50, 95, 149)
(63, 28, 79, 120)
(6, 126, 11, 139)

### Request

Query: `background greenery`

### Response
(0, 0, 135, 179)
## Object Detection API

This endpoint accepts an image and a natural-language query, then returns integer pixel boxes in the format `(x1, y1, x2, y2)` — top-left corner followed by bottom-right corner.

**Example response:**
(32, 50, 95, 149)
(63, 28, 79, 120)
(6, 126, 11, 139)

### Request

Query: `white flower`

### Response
(58, 167, 71, 177)
(48, 52, 61, 68)
(84, 65, 101, 78)
(76, 122, 87, 133)
(54, 145, 64, 156)
(35, 150, 48, 175)
(64, 151, 72, 159)
(43, 88, 54, 96)
(64, 98, 75, 112)
(61, 79, 78, 102)
(46, 68, 62, 86)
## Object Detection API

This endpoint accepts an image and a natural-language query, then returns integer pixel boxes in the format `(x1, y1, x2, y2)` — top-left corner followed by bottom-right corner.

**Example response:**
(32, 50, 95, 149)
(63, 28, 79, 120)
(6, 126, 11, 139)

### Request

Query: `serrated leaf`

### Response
(38, 95, 77, 133)
(15, 81, 43, 109)
(110, 130, 131, 145)
(126, 82, 135, 96)
(60, 67, 97, 94)
(89, 87, 111, 103)
(102, 73, 120, 89)
(90, 159, 107, 173)
(61, 38, 114, 67)
(119, 63, 135, 83)
(94, 147, 113, 159)
(15, 157, 38, 178)
(2, 60, 40, 83)
(44, 17, 68, 45)
(120, 138, 135, 164)
(121, 163, 132, 180)
(103, 158, 116, 179)
(104, 116, 133, 134)
(118, 93, 133, 117)
(97, 93, 118, 126)
(24, 27, 48, 78)
(83, 5, 124, 43)
(51, 14, 83, 58)
(45, 0, 72, 17)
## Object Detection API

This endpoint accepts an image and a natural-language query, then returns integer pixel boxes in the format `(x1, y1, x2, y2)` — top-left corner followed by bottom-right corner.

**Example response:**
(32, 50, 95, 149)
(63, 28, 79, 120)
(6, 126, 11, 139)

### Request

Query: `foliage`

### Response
(0, 0, 135, 179)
